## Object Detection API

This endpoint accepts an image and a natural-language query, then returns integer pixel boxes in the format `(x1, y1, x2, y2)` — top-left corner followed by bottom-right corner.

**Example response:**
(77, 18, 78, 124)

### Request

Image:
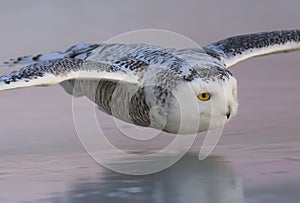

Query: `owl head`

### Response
(164, 67, 238, 134)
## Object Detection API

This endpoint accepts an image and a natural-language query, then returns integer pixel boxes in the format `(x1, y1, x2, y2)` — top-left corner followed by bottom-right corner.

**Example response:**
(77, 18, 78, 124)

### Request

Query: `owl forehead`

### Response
(184, 69, 236, 93)
(183, 65, 233, 82)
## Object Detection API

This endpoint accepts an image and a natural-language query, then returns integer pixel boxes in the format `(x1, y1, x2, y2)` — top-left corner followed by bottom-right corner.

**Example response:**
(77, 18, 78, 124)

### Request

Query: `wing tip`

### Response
(205, 29, 300, 68)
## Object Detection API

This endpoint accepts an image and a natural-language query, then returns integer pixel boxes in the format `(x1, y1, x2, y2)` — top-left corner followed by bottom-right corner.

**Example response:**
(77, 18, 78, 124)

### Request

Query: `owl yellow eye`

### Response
(197, 92, 211, 101)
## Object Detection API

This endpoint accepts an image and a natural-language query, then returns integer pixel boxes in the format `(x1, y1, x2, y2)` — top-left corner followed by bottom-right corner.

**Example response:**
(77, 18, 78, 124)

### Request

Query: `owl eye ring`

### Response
(197, 92, 211, 101)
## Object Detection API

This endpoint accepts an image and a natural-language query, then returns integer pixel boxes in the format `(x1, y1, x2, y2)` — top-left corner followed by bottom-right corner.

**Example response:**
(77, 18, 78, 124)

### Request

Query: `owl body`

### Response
(59, 44, 237, 134)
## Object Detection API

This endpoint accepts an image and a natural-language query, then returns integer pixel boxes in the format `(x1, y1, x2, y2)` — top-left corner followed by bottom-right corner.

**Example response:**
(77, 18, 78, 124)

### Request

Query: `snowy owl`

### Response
(0, 30, 299, 134)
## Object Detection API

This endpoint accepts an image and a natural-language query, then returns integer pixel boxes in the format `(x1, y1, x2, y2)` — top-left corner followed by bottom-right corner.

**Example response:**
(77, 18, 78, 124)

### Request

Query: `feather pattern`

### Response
(0, 58, 139, 91)
(204, 30, 300, 67)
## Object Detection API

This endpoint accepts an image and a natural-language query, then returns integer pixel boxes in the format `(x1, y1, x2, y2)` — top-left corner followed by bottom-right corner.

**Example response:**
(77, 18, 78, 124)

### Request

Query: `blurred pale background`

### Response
(0, 0, 300, 203)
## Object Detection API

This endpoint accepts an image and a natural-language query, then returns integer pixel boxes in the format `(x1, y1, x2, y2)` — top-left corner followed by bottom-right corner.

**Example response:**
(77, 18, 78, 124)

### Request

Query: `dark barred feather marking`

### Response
(78, 80, 118, 114)
(205, 30, 300, 67)
(208, 30, 300, 56)
(0, 58, 121, 85)
(65, 44, 100, 59)
(128, 49, 190, 74)
(114, 57, 149, 72)
(73, 80, 151, 127)
(183, 66, 232, 82)
(3, 44, 100, 67)
(129, 87, 151, 127)
(94, 80, 118, 114)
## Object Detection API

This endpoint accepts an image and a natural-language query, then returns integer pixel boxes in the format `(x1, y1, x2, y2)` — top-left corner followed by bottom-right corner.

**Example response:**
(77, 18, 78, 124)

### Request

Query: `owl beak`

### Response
(226, 111, 231, 119)
(226, 106, 231, 119)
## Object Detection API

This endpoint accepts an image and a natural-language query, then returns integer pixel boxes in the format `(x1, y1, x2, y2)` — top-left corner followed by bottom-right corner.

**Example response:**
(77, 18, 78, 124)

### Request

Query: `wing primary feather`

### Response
(204, 30, 300, 67)
(0, 58, 138, 92)
(2, 44, 100, 67)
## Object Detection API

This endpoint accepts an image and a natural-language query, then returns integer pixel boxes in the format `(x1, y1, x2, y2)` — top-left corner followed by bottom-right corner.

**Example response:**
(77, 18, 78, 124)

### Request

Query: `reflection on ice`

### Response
(56, 153, 243, 203)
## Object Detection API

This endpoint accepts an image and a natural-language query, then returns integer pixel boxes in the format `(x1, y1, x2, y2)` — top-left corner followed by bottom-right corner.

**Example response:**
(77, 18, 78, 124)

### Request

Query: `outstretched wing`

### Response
(204, 30, 300, 68)
(2, 44, 100, 67)
(0, 58, 139, 92)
